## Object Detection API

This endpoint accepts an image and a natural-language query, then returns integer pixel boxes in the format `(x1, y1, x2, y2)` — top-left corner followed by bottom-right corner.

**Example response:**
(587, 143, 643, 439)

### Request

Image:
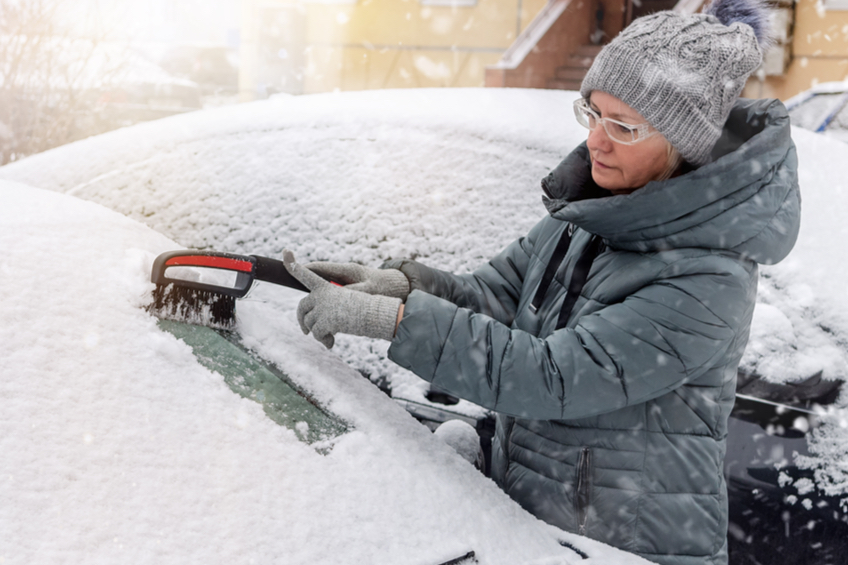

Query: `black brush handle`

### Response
(251, 255, 310, 292)
(436, 552, 476, 565)
(252, 255, 343, 291)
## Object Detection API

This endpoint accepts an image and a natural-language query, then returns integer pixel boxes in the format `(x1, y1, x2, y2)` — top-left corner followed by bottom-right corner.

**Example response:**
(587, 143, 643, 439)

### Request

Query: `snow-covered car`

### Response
(3, 88, 848, 564)
(0, 181, 654, 565)
(785, 81, 848, 143)
(159, 44, 239, 94)
(93, 45, 203, 124)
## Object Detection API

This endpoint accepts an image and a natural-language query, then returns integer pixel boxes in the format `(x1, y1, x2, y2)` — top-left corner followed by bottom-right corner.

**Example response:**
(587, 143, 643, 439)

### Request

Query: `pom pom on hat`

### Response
(705, 0, 774, 48)
(580, 0, 772, 166)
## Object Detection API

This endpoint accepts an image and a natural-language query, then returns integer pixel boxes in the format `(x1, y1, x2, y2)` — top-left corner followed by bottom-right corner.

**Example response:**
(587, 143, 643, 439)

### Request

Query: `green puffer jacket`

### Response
(385, 99, 800, 565)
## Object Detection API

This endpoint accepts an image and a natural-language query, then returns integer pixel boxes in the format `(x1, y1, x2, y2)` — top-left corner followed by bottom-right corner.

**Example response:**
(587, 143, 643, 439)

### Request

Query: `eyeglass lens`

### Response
(576, 103, 638, 143)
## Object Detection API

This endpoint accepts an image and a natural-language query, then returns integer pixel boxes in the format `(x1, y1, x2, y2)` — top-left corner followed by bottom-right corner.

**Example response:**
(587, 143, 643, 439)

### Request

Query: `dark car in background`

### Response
(725, 372, 848, 564)
(97, 78, 202, 124)
(160, 45, 239, 95)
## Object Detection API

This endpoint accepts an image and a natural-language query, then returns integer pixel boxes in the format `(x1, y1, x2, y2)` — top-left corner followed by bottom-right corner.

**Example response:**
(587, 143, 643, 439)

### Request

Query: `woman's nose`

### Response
(586, 122, 612, 152)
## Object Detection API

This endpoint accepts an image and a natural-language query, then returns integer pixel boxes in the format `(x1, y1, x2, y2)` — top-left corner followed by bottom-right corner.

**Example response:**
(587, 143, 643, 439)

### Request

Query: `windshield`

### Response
(157, 319, 348, 448)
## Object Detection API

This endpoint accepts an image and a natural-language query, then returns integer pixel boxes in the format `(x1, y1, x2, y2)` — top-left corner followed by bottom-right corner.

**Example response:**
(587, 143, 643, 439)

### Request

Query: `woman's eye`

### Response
(615, 123, 634, 134)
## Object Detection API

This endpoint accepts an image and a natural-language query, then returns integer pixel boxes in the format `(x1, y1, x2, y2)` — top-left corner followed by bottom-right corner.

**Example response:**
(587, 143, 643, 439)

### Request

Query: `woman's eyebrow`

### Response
(589, 101, 638, 121)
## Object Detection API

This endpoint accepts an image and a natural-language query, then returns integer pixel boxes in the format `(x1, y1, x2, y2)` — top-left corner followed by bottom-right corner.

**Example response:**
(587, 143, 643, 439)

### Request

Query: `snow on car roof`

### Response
(784, 81, 848, 110)
(2, 87, 848, 499)
(0, 181, 656, 564)
(0, 87, 584, 421)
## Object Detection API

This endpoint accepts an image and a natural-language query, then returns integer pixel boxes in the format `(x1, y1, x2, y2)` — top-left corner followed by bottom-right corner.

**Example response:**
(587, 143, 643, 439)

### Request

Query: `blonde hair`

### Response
(655, 139, 684, 182)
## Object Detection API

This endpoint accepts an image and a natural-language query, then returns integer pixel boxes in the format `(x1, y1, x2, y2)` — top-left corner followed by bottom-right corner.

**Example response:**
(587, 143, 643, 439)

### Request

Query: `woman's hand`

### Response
(284, 250, 403, 349)
(304, 261, 410, 300)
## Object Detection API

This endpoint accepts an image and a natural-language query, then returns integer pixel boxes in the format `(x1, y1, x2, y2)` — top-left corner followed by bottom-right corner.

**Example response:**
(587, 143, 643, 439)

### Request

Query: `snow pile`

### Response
(0, 181, 655, 564)
(2, 87, 848, 497)
(434, 419, 484, 468)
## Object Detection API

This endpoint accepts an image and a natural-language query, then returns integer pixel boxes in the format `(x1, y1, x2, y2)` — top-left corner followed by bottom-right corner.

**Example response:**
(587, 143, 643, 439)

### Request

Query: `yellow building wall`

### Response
(520, 0, 550, 34)
(308, 0, 520, 48)
(745, 0, 848, 101)
(241, 0, 545, 98)
(307, 45, 503, 91)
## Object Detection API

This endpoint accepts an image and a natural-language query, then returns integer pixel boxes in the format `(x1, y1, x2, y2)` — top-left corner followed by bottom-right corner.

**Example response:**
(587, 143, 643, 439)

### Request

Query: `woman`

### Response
(283, 1, 801, 563)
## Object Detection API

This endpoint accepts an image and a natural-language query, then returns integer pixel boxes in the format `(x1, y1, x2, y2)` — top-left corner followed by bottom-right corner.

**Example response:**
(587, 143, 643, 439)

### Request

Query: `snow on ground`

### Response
(0, 181, 656, 565)
(1, 87, 848, 498)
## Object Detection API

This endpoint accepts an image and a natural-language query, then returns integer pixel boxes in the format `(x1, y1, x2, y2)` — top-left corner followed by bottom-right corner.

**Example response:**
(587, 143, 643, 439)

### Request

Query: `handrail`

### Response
(490, 0, 573, 70)
(494, 0, 702, 72)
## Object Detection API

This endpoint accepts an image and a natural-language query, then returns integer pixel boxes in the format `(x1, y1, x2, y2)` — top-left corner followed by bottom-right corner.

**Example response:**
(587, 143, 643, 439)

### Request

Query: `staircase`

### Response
(486, 0, 703, 91)
(546, 44, 604, 91)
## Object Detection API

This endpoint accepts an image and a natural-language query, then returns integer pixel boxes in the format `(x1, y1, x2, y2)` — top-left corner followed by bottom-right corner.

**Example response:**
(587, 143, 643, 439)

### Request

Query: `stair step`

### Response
(546, 44, 605, 91)
(547, 78, 584, 91)
(564, 54, 596, 69)
(575, 44, 604, 57)
(554, 67, 588, 81)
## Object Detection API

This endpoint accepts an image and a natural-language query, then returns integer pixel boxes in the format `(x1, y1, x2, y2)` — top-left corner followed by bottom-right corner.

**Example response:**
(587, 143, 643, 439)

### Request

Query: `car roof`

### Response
(785, 80, 848, 110)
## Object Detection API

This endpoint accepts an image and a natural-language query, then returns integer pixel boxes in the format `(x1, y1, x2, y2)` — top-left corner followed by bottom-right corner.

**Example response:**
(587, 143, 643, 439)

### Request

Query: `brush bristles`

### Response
(149, 284, 237, 330)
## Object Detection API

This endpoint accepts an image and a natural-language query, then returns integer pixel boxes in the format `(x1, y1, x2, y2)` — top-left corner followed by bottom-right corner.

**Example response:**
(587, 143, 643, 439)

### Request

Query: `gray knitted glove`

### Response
(283, 250, 402, 349)
(305, 261, 410, 300)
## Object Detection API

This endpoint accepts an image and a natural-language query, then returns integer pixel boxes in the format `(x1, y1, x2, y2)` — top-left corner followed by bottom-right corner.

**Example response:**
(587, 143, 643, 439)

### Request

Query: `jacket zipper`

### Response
(501, 418, 517, 486)
(576, 447, 593, 536)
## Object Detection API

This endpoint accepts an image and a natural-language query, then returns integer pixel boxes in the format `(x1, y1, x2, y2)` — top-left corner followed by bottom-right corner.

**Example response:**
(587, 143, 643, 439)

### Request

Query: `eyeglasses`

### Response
(573, 98, 659, 145)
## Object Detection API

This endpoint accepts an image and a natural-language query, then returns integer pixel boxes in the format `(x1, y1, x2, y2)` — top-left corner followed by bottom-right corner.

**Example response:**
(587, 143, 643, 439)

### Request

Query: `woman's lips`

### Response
(594, 159, 610, 170)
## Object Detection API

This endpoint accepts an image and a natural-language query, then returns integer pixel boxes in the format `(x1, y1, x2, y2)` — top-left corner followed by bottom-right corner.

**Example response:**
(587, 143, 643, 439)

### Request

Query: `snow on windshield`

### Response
(2, 88, 848, 502)
(2, 181, 657, 564)
(0, 88, 583, 423)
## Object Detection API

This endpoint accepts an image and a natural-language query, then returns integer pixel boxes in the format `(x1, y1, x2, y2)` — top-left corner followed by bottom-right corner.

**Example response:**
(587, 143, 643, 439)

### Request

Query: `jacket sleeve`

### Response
(383, 218, 550, 326)
(387, 254, 754, 420)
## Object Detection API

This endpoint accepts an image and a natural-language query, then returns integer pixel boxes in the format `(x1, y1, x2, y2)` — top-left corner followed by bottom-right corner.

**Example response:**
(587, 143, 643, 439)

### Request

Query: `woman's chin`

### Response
(592, 169, 636, 196)
(591, 167, 618, 191)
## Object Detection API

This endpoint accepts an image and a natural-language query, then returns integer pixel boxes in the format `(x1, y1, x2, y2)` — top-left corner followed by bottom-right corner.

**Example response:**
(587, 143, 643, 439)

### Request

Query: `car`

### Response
(94, 45, 203, 124)
(0, 181, 657, 565)
(0, 38, 202, 165)
(96, 77, 202, 124)
(159, 44, 239, 94)
(2, 88, 848, 564)
(785, 81, 848, 143)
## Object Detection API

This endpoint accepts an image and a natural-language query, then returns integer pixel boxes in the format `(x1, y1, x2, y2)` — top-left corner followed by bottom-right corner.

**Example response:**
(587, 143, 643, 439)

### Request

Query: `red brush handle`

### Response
(164, 255, 254, 272)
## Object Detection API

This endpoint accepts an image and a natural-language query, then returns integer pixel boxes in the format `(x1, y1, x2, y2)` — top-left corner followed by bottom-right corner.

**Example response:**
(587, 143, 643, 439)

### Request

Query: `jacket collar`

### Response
(541, 98, 801, 265)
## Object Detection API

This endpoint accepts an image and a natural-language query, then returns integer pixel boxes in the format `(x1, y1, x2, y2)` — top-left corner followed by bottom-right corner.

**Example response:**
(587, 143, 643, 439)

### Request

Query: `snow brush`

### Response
(149, 250, 334, 330)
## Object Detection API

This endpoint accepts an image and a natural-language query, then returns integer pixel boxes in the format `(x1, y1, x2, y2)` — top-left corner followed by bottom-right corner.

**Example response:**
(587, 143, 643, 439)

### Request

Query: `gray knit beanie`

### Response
(580, 0, 773, 166)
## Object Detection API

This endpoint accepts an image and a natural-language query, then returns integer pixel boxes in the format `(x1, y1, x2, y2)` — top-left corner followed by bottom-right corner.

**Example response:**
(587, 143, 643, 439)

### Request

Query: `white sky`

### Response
(63, 0, 241, 46)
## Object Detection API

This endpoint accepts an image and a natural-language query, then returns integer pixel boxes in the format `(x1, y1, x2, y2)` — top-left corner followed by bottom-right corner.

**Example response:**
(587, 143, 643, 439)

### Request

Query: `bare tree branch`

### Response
(0, 0, 131, 164)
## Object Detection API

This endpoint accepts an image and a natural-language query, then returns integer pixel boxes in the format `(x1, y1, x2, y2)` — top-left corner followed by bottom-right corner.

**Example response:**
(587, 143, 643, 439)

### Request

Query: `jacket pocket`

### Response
(575, 447, 593, 536)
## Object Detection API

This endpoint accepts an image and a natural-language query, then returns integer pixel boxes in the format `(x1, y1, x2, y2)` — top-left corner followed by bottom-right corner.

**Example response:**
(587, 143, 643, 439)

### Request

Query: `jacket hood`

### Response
(541, 98, 801, 265)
